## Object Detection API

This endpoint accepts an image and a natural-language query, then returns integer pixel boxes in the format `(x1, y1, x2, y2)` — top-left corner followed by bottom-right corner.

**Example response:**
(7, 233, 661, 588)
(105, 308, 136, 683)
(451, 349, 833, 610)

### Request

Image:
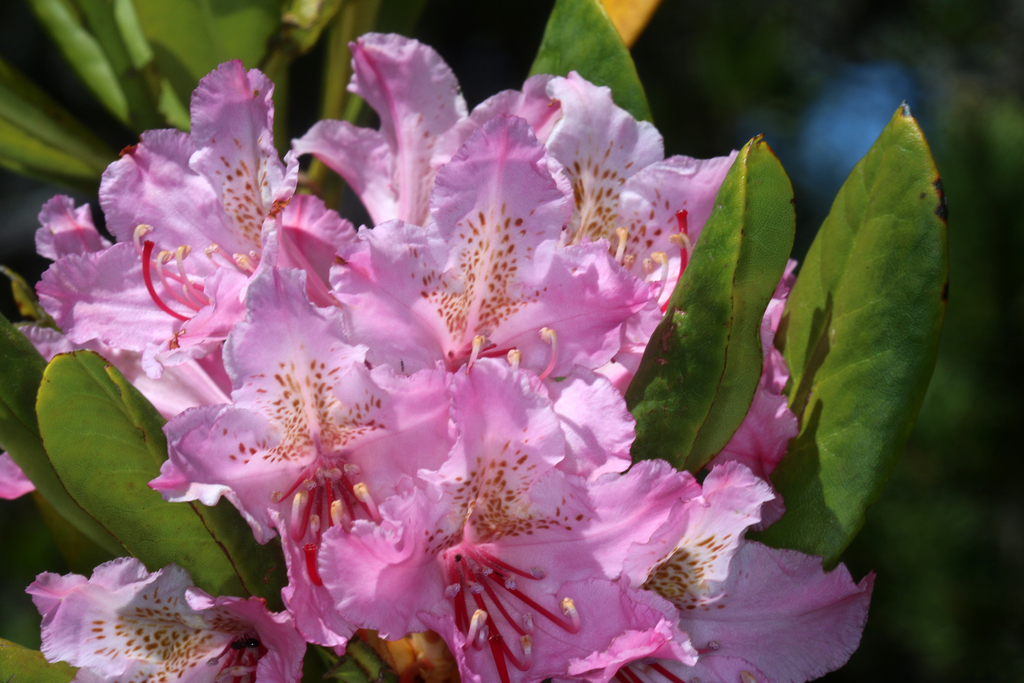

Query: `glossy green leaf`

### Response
(0, 312, 124, 556)
(1, 266, 55, 325)
(33, 491, 117, 574)
(0, 638, 75, 683)
(131, 0, 281, 108)
(529, 0, 652, 121)
(754, 106, 948, 565)
(37, 351, 287, 606)
(27, 0, 130, 123)
(0, 56, 113, 189)
(625, 136, 795, 471)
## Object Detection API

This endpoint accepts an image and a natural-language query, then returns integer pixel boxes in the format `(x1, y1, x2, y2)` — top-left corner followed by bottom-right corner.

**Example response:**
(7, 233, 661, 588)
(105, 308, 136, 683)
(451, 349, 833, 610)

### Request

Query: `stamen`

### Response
(133, 224, 153, 255)
(309, 514, 321, 534)
(466, 609, 488, 650)
(619, 666, 648, 683)
(466, 335, 487, 374)
(648, 663, 689, 683)
(329, 500, 351, 532)
(353, 482, 381, 522)
(234, 253, 257, 274)
(521, 613, 533, 633)
(507, 349, 521, 371)
(468, 582, 484, 595)
(205, 244, 249, 273)
(622, 253, 637, 270)
(518, 635, 533, 670)
(303, 543, 323, 586)
(529, 567, 546, 579)
(741, 673, 757, 683)
(289, 491, 308, 541)
(614, 227, 629, 264)
(651, 251, 670, 302)
(538, 328, 558, 380)
(504, 576, 517, 590)
(154, 251, 198, 309)
(559, 597, 582, 633)
(343, 463, 361, 476)
(176, 246, 211, 306)
(445, 583, 461, 598)
(141, 241, 190, 322)
(469, 547, 544, 581)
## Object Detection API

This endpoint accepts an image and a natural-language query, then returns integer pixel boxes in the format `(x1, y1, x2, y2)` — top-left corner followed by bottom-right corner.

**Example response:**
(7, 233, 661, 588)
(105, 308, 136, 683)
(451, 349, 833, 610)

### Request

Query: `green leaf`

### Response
(753, 106, 948, 565)
(131, 0, 281, 109)
(0, 266, 55, 326)
(0, 56, 113, 189)
(32, 491, 117, 574)
(27, 0, 130, 123)
(37, 351, 287, 606)
(0, 312, 124, 557)
(625, 136, 795, 471)
(529, 0, 652, 121)
(0, 638, 76, 683)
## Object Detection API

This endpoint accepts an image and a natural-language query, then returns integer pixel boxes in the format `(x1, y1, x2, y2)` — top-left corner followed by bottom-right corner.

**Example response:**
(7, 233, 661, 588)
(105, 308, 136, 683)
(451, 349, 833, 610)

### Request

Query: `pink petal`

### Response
(670, 543, 874, 683)
(276, 193, 355, 300)
(545, 72, 664, 245)
(292, 120, 398, 226)
(190, 61, 293, 251)
(348, 33, 467, 225)
(35, 196, 110, 260)
(642, 462, 774, 608)
(0, 453, 34, 499)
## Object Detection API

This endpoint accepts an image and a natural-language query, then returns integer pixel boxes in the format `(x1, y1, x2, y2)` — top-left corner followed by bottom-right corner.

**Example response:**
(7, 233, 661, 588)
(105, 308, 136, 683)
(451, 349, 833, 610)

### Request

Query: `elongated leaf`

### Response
(754, 106, 948, 565)
(27, 0, 130, 123)
(529, 0, 652, 122)
(0, 638, 75, 683)
(0, 313, 124, 556)
(33, 491, 117, 574)
(0, 56, 113, 188)
(37, 351, 286, 607)
(626, 136, 795, 470)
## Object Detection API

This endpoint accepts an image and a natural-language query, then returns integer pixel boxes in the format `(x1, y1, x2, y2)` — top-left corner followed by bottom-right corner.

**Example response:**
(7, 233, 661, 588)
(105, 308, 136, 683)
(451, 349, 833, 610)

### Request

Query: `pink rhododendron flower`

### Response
(36, 61, 352, 377)
(151, 267, 454, 645)
(0, 453, 34, 499)
(318, 359, 698, 683)
(28, 557, 304, 683)
(329, 114, 655, 377)
(608, 462, 873, 683)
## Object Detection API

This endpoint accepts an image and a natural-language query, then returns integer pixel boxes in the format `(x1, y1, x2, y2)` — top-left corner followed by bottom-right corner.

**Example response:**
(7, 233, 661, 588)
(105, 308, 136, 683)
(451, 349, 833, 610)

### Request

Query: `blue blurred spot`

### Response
(797, 62, 918, 195)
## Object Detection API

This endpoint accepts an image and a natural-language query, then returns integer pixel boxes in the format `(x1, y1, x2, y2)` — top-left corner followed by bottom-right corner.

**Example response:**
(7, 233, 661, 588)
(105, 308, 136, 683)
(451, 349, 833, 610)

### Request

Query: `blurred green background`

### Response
(1, 0, 1021, 681)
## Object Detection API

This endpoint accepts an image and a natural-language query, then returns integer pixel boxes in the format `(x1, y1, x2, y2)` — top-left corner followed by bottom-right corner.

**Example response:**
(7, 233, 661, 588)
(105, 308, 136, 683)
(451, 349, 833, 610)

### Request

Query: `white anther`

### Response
(466, 609, 489, 650)
(133, 224, 153, 254)
(560, 597, 582, 632)
(445, 583, 461, 598)
(530, 567, 546, 579)
(706, 640, 720, 651)
(507, 349, 521, 371)
(504, 576, 517, 590)
(270, 491, 283, 502)
(289, 491, 308, 540)
(303, 478, 316, 490)
(481, 567, 493, 576)
(519, 635, 533, 668)
(740, 673, 757, 683)
(642, 257, 655, 275)
(343, 463, 361, 476)
(622, 253, 637, 270)
(329, 500, 349, 530)
(614, 227, 628, 264)
(466, 335, 487, 374)
(522, 612, 534, 633)
(234, 253, 257, 273)
(669, 232, 693, 254)
(538, 328, 558, 381)
(324, 467, 343, 480)
(353, 482, 381, 522)
(469, 583, 484, 595)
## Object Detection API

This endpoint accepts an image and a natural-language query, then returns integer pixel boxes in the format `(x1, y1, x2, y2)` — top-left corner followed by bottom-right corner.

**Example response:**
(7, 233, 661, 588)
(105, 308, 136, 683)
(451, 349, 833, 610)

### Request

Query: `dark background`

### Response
(1, 0, 1022, 680)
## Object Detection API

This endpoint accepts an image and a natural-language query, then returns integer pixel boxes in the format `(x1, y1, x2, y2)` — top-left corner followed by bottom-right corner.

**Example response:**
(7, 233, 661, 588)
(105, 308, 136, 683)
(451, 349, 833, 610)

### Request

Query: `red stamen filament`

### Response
(649, 662, 688, 683)
(142, 241, 190, 321)
(662, 209, 690, 313)
(618, 665, 648, 683)
(303, 543, 322, 585)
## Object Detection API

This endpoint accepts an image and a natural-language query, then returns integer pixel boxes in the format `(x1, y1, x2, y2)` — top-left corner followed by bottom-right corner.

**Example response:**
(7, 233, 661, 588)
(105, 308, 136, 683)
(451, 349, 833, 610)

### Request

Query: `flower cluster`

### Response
(18, 33, 872, 683)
